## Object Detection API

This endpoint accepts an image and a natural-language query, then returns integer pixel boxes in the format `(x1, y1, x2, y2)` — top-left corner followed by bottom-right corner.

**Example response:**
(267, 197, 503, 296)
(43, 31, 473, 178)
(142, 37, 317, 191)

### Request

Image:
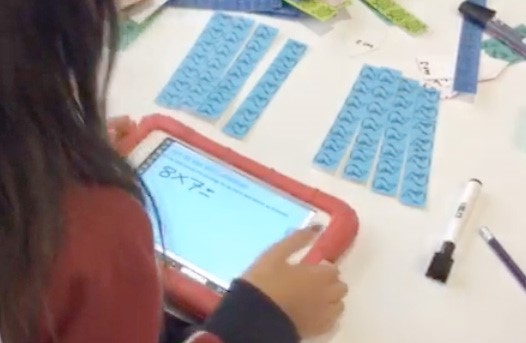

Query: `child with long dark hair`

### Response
(0, 1, 348, 342)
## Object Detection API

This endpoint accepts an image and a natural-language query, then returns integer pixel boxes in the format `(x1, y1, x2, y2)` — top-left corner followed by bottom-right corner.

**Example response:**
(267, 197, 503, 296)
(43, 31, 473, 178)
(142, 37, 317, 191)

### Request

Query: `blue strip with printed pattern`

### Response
(195, 24, 279, 119)
(222, 39, 307, 139)
(342, 67, 402, 183)
(156, 14, 254, 110)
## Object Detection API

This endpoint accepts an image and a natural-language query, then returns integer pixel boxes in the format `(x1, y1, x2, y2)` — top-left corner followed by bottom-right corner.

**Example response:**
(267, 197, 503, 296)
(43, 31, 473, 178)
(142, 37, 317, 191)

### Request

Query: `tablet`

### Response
(121, 114, 358, 318)
(133, 131, 329, 293)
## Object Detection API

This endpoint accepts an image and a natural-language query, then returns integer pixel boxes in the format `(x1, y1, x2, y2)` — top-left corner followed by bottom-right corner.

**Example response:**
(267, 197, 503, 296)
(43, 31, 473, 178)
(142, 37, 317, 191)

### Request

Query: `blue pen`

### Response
(459, 1, 526, 59)
(479, 227, 526, 293)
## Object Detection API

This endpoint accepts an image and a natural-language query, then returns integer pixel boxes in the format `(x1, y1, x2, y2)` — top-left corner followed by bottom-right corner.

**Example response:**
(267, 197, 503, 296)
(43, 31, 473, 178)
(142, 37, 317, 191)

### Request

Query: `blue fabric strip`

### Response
(222, 39, 307, 139)
(195, 24, 279, 119)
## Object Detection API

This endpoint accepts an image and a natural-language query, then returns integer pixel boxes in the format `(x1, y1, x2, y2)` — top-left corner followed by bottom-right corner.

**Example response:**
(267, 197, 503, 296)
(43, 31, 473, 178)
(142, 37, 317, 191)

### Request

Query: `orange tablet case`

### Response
(118, 114, 359, 319)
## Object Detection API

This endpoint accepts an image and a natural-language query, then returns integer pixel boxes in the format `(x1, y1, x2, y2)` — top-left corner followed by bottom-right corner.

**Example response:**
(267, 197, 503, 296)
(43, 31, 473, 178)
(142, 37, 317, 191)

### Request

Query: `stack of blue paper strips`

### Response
(157, 13, 308, 139)
(313, 65, 441, 208)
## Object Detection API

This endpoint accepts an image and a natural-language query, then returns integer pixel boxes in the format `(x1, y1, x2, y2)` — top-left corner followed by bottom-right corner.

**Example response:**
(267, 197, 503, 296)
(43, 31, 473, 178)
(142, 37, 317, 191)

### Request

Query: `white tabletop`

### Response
(108, 1, 526, 342)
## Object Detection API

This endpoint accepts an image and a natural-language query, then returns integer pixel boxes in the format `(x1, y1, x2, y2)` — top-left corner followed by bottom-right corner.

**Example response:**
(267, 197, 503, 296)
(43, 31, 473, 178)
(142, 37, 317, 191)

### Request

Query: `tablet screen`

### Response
(138, 137, 315, 290)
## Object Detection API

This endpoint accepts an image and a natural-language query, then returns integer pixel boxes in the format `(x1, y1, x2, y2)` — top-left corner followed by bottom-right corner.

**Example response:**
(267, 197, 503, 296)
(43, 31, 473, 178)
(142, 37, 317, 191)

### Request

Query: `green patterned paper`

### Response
(359, 0, 393, 25)
(482, 24, 526, 64)
(361, 0, 427, 35)
(118, 11, 160, 50)
(283, 0, 339, 22)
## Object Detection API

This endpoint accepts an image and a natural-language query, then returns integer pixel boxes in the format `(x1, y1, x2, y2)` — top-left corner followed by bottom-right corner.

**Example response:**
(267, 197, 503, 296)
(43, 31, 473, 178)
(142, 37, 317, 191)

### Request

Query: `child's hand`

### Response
(242, 226, 348, 339)
(107, 116, 136, 147)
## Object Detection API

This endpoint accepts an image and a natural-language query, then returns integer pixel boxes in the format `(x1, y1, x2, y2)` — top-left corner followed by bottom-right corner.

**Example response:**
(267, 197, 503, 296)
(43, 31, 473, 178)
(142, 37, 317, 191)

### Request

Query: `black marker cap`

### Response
(459, 1, 496, 26)
(426, 241, 456, 283)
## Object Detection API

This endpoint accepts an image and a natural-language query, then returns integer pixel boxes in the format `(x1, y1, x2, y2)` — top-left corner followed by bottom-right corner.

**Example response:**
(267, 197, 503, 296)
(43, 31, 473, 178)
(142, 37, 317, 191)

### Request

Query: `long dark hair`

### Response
(0, 0, 142, 342)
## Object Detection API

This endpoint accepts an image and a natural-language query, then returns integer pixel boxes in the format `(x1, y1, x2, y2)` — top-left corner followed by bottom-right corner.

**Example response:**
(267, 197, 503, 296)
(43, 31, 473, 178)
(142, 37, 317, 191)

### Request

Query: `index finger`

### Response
(264, 225, 322, 263)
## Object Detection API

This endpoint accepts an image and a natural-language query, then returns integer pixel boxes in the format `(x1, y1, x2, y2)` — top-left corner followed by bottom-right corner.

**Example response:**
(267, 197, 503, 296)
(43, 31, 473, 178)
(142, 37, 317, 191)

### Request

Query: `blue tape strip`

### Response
(168, 0, 282, 11)
(222, 40, 307, 139)
(342, 68, 402, 182)
(399, 87, 440, 207)
(195, 24, 279, 120)
(371, 78, 420, 196)
(453, 0, 487, 94)
(313, 65, 382, 171)
(157, 14, 254, 109)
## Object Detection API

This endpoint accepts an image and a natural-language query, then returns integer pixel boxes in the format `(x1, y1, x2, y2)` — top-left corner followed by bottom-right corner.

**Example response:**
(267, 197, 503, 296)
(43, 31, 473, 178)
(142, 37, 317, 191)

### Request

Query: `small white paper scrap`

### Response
(345, 26, 386, 57)
(341, 2, 387, 57)
(416, 53, 509, 82)
(421, 78, 458, 100)
(416, 54, 456, 80)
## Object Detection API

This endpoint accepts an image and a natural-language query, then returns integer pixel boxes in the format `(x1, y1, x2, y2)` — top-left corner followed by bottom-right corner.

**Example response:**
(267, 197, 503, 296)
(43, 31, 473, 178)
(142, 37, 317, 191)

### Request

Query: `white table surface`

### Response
(108, 1, 526, 342)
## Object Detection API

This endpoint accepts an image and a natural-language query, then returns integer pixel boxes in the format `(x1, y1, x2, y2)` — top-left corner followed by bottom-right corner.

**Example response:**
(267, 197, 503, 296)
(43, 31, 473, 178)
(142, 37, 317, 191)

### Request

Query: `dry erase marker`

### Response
(479, 227, 526, 293)
(426, 179, 483, 283)
(459, 1, 526, 59)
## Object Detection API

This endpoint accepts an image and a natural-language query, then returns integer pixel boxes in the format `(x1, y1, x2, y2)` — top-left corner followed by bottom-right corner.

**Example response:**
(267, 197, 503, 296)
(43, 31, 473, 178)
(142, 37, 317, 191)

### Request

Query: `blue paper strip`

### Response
(313, 66, 440, 207)
(342, 68, 402, 182)
(222, 40, 307, 139)
(181, 17, 254, 110)
(399, 87, 440, 207)
(371, 78, 420, 196)
(453, 0, 487, 94)
(313, 65, 380, 171)
(157, 14, 254, 109)
(195, 24, 279, 119)
(168, 0, 282, 11)
(313, 65, 399, 172)
(156, 13, 228, 109)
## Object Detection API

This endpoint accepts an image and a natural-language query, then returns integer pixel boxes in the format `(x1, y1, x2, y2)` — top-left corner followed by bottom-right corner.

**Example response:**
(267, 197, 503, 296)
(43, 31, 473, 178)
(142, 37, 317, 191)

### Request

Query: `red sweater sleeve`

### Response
(40, 185, 163, 343)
